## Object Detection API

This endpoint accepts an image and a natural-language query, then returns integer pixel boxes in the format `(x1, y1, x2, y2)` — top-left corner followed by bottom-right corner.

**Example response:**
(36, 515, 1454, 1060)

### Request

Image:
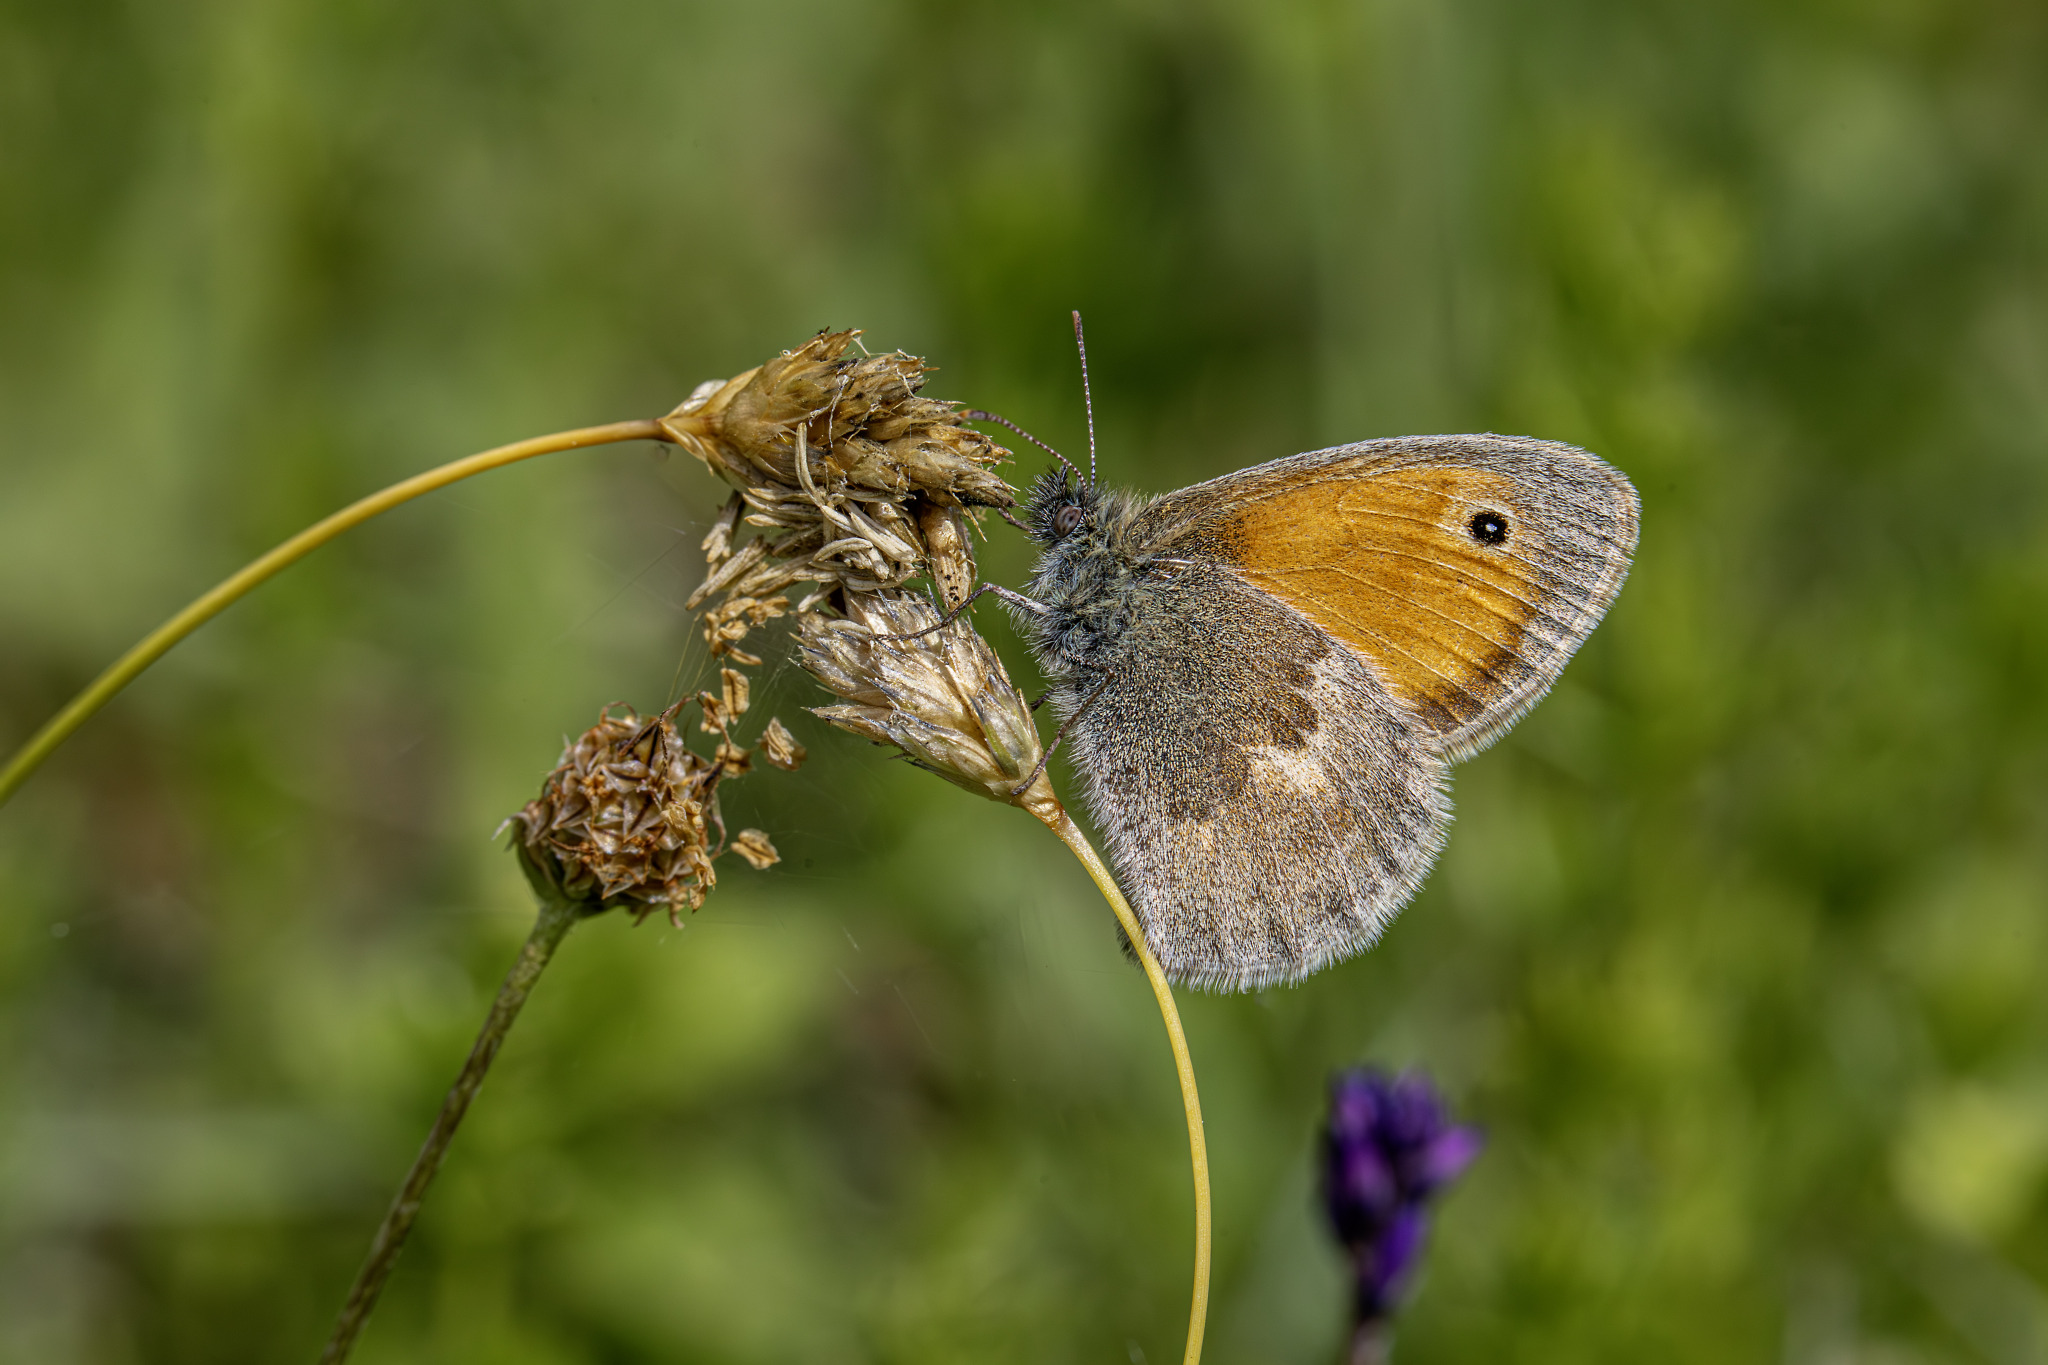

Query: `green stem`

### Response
(0, 418, 667, 809)
(1041, 809, 1211, 1365)
(318, 894, 585, 1365)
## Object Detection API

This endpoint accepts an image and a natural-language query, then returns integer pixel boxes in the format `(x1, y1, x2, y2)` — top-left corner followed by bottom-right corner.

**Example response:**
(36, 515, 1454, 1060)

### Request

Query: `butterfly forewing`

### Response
(1141, 437, 1640, 759)
(1029, 433, 1638, 991)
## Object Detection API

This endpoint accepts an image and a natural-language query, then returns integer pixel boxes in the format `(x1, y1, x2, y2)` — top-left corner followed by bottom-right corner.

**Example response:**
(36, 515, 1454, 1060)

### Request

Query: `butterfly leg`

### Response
(1009, 673, 1113, 796)
(872, 582, 1047, 641)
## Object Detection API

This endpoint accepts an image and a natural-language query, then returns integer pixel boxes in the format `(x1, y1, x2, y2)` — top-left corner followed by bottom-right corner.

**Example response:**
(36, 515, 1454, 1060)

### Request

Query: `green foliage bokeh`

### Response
(3, 2, 2047, 1362)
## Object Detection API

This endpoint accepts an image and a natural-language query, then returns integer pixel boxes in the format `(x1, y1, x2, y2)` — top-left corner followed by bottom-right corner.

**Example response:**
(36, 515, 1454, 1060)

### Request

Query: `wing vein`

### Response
(1256, 546, 1582, 641)
(1268, 568, 1523, 655)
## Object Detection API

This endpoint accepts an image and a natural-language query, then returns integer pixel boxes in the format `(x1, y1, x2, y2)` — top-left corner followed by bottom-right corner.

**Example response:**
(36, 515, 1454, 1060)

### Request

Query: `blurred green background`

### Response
(4, 1, 2047, 1361)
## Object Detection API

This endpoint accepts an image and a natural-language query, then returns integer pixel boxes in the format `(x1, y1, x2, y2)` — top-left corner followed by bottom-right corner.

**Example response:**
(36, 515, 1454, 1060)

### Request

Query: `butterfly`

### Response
(1004, 426, 1639, 992)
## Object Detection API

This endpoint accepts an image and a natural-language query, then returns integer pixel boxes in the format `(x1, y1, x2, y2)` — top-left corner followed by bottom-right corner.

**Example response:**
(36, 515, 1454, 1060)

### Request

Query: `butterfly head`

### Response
(1026, 466, 1101, 547)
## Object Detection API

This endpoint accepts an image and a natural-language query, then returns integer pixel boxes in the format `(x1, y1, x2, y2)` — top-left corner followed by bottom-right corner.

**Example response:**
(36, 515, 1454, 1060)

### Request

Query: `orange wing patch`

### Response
(1217, 468, 1549, 733)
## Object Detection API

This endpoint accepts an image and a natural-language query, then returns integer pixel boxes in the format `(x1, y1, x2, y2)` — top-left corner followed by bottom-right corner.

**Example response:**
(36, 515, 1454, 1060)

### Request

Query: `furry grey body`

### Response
(1019, 435, 1638, 992)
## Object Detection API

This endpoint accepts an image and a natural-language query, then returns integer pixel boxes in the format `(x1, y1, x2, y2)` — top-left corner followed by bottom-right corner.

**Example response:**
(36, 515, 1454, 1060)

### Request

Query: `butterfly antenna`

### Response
(962, 409, 1086, 486)
(1071, 310, 1098, 487)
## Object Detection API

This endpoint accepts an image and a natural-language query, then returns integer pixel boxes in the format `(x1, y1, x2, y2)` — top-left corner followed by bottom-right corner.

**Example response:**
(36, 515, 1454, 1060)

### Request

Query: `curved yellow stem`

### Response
(1042, 808, 1211, 1365)
(0, 418, 666, 809)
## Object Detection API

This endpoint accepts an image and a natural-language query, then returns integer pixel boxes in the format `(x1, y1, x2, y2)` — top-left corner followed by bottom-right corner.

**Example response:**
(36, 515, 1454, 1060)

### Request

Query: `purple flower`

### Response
(1320, 1068, 1482, 1324)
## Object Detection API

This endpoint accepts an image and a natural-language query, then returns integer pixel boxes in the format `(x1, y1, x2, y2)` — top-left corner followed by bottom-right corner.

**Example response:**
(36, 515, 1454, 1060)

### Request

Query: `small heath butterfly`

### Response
(1003, 341, 1639, 991)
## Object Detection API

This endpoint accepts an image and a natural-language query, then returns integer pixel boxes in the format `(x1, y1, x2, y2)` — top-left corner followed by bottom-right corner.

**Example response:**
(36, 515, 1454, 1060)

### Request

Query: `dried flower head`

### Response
(504, 704, 784, 925)
(796, 591, 1058, 821)
(570, 331, 1041, 915)
(661, 328, 1012, 510)
(659, 329, 1015, 667)
(1320, 1068, 1483, 1331)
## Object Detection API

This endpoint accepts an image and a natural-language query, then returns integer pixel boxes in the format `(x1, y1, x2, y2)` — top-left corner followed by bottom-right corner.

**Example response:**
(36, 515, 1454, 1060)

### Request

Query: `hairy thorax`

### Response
(1020, 478, 1332, 782)
(1021, 486, 1160, 679)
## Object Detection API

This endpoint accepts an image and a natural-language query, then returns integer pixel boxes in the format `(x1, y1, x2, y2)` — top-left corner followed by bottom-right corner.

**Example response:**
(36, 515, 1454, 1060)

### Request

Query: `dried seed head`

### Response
(795, 592, 1059, 821)
(661, 330, 1012, 508)
(510, 332, 1013, 925)
(504, 705, 724, 923)
(636, 332, 1045, 863)
(659, 330, 1016, 668)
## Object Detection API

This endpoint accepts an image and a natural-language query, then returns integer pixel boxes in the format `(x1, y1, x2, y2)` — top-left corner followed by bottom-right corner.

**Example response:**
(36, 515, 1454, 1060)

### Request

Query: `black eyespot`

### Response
(1469, 510, 1509, 546)
(1053, 504, 1085, 538)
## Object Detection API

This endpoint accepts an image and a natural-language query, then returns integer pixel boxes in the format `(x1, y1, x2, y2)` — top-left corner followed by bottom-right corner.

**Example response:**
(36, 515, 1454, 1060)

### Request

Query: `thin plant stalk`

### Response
(0, 418, 666, 809)
(319, 893, 585, 1365)
(1041, 809, 1211, 1365)
(1349, 1321, 1393, 1365)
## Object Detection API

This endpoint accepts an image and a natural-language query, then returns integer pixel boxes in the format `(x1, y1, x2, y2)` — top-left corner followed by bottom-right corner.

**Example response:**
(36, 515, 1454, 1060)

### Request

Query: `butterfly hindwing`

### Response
(1058, 559, 1449, 991)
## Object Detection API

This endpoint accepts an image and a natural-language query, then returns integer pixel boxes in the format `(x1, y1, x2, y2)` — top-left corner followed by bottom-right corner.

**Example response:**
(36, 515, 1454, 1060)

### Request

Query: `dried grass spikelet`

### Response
(660, 328, 1011, 513)
(659, 329, 1011, 670)
(796, 591, 1059, 822)
(504, 703, 783, 925)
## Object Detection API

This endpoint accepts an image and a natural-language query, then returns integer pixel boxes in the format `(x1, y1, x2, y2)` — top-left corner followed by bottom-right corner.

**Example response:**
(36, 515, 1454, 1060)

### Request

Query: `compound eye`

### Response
(1053, 504, 1085, 538)
(1468, 510, 1509, 546)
